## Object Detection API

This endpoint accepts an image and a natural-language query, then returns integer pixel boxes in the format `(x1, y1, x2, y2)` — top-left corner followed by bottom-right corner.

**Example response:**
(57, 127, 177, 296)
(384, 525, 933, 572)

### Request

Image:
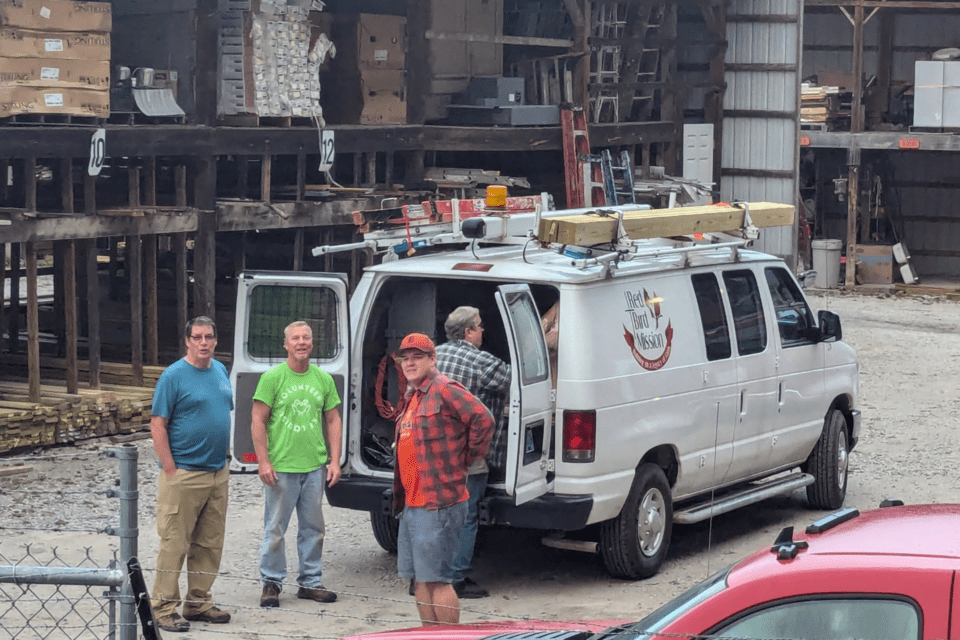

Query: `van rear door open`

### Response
(229, 271, 350, 472)
(495, 284, 553, 505)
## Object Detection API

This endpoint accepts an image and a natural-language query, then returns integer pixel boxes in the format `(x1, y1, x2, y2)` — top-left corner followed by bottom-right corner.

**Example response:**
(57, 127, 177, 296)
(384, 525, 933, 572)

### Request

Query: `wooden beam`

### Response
(25, 157, 37, 213)
(25, 241, 39, 402)
(297, 152, 306, 201)
(173, 232, 188, 350)
(128, 163, 141, 208)
(193, 157, 217, 320)
(236, 155, 248, 198)
(144, 234, 158, 366)
(261, 154, 272, 203)
(144, 156, 157, 206)
(215, 199, 365, 232)
(3, 209, 199, 243)
(128, 233, 143, 387)
(84, 172, 96, 216)
(64, 240, 78, 394)
(851, 4, 865, 133)
(424, 30, 573, 48)
(85, 238, 101, 389)
(293, 228, 304, 271)
(537, 202, 796, 245)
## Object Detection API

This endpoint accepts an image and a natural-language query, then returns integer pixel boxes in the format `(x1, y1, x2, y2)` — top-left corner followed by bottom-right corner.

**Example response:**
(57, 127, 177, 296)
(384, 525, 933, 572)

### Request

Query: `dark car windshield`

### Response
(592, 565, 731, 640)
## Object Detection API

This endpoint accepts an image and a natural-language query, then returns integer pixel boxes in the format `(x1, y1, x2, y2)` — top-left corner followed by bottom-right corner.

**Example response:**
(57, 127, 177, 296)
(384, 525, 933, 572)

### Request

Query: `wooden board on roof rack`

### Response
(537, 202, 795, 246)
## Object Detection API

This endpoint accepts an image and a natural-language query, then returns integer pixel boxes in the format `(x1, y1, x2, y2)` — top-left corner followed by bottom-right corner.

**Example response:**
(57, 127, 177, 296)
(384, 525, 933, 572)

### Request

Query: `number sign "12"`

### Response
(319, 130, 335, 172)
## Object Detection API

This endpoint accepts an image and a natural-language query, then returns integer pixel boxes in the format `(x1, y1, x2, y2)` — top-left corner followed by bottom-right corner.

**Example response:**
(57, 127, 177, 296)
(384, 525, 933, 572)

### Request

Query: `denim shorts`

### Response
(397, 501, 468, 584)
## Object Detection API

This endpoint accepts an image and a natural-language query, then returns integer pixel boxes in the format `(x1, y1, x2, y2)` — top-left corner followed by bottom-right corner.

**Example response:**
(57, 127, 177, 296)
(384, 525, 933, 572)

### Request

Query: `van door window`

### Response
(692, 273, 732, 361)
(722, 270, 767, 356)
(764, 267, 817, 347)
(506, 291, 550, 385)
(247, 285, 341, 360)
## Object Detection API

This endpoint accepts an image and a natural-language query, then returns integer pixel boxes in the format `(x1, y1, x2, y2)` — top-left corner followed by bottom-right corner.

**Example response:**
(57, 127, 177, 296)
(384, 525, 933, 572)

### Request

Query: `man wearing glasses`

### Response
(149, 316, 234, 633)
(434, 307, 510, 599)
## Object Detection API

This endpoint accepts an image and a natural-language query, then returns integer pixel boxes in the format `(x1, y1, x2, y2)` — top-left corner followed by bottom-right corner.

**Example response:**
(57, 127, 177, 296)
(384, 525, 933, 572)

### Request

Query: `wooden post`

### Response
(385, 151, 395, 189)
(174, 163, 189, 345)
(128, 233, 143, 387)
(61, 158, 74, 214)
(845, 147, 860, 287)
(85, 241, 101, 389)
(144, 234, 158, 366)
(297, 152, 307, 200)
(64, 240, 78, 394)
(293, 228, 304, 271)
(193, 157, 217, 320)
(26, 242, 40, 402)
(8, 242, 20, 354)
(261, 154, 272, 203)
(404, 0, 430, 124)
(53, 241, 66, 354)
(144, 156, 157, 206)
(129, 162, 141, 208)
(84, 173, 96, 216)
(236, 155, 248, 199)
(366, 152, 377, 187)
(352, 153, 362, 187)
(851, 4, 865, 134)
(25, 157, 37, 213)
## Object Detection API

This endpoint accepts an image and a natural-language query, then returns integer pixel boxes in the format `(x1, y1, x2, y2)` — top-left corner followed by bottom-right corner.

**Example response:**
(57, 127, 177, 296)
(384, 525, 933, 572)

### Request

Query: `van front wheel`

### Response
(370, 512, 399, 553)
(599, 463, 673, 579)
(804, 409, 849, 510)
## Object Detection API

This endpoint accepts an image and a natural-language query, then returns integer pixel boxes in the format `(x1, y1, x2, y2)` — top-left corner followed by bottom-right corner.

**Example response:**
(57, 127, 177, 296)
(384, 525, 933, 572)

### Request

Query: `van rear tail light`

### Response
(241, 452, 258, 463)
(562, 410, 596, 463)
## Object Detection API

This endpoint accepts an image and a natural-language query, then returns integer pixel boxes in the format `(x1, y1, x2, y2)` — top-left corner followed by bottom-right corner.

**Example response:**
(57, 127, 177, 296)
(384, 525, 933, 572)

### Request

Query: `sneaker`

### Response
(183, 605, 231, 624)
(297, 586, 337, 603)
(155, 613, 190, 633)
(453, 577, 490, 599)
(260, 582, 281, 608)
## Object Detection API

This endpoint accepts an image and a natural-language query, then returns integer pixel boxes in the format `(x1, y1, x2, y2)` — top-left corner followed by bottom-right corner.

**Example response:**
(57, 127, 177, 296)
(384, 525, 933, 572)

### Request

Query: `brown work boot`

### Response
(155, 612, 190, 632)
(260, 581, 281, 608)
(183, 605, 231, 624)
(297, 586, 337, 603)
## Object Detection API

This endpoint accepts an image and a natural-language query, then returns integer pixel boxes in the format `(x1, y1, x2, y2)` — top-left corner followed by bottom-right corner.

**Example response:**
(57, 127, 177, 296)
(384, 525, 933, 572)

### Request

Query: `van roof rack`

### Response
(311, 196, 795, 268)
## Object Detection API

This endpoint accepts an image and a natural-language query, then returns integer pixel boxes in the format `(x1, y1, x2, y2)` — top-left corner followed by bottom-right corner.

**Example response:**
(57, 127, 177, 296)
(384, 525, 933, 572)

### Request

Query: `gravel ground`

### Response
(2, 290, 960, 639)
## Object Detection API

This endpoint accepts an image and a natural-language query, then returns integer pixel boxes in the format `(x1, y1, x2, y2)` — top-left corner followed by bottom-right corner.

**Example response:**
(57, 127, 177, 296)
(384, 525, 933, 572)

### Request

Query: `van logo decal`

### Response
(623, 288, 673, 371)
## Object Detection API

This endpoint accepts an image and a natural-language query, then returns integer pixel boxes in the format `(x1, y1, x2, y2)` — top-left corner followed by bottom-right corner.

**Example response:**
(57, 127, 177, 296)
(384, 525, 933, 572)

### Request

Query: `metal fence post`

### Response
(106, 443, 139, 640)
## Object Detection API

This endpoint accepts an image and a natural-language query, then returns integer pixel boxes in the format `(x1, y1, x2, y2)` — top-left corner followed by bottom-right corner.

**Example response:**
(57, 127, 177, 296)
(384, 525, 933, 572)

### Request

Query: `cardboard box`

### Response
(323, 69, 405, 125)
(319, 13, 405, 73)
(0, 56, 109, 88)
(0, 27, 109, 60)
(854, 244, 894, 284)
(0, 0, 111, 33)
(0, 84, 108, 116)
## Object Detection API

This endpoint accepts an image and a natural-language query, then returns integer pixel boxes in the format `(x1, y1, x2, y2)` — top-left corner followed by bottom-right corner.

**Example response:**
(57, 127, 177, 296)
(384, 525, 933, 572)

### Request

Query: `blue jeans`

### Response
(260, 468, 327, 589)
(451, 472, 487, 582)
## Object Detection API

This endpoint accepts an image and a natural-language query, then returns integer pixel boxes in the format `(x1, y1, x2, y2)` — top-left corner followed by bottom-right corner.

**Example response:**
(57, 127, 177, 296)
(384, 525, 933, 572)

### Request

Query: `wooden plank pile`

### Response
(801, 84, 842, 128)
(0, 380, 153, 454)
(0, 356, 163, 387)
(537, 201, 795, 246)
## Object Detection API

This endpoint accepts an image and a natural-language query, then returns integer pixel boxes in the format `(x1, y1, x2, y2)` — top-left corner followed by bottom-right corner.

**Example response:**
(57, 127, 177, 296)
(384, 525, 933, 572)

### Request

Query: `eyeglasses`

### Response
(189, 334, 216, 342)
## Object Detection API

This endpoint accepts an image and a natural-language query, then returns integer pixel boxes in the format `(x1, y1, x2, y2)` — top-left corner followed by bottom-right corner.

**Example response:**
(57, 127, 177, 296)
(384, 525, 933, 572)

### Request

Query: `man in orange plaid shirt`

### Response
(392, 333, 494, 625)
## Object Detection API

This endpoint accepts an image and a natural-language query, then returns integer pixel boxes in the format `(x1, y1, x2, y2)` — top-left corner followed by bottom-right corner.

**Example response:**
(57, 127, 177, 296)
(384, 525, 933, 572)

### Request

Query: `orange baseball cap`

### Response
(399, 333, 435, 355)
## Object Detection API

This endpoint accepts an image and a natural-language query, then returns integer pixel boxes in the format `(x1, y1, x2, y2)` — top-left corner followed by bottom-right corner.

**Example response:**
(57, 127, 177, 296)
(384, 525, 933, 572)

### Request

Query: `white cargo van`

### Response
(229, 201, 860, 579)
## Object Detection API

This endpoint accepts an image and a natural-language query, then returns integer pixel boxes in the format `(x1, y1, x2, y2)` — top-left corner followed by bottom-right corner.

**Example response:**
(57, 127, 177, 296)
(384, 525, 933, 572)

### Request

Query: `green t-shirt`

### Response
(253, 363, 341, 473)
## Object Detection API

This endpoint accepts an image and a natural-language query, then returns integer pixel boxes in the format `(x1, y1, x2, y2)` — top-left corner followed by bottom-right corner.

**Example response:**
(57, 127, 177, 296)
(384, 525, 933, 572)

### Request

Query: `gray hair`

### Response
(184, 316, 216, 340)
(444, 306, 480, 342)
(283, 320, 312, 340)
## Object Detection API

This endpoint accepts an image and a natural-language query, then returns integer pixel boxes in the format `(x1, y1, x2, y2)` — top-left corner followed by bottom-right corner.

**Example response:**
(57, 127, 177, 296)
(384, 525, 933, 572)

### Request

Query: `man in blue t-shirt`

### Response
(150, 316, 234, 633)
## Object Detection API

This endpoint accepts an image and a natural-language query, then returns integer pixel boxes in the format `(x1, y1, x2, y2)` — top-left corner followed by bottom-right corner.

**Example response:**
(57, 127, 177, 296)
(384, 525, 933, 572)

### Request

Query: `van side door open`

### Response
(495, 284, 553, 505)
(229, 272, 351, 472)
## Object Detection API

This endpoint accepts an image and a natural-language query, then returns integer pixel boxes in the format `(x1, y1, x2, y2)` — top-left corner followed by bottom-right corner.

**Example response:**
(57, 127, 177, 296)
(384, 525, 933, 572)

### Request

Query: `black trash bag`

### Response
(364, 431, 395, 469)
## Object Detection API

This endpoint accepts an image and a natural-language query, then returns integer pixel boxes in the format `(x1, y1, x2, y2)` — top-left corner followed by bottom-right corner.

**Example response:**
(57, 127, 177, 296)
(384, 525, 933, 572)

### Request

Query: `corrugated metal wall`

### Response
(723, 0, 802, 265)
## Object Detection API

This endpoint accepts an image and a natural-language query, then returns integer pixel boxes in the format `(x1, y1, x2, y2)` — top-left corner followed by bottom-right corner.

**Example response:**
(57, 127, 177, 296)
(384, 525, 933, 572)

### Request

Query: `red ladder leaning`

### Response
(561, 105, 606, 208)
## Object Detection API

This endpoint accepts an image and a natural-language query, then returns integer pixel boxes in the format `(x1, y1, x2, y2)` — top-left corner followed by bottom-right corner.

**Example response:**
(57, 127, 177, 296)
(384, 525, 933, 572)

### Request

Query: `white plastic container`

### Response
(812, 239, 843, 289)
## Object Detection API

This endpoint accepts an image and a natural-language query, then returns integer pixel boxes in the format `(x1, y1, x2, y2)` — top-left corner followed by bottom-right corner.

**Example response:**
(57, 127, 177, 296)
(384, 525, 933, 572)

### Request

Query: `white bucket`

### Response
(811, 239, 843, 289)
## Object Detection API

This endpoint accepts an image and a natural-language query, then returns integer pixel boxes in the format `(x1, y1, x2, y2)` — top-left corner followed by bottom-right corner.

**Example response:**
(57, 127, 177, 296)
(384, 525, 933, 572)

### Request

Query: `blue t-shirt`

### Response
(152, 358, 233, 471)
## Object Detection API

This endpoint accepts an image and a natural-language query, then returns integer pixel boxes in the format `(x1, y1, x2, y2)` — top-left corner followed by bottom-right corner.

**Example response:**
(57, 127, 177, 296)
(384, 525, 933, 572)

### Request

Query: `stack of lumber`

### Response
(801, 84, 841, 127)
(0, 356, 163, 387)
(0, 380, 153, 454)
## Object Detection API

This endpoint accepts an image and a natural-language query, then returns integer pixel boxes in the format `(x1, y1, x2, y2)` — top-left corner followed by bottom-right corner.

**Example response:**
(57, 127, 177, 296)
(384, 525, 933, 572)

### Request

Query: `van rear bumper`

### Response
(481, 492, 594, 531)
(327, 476, 594, 531)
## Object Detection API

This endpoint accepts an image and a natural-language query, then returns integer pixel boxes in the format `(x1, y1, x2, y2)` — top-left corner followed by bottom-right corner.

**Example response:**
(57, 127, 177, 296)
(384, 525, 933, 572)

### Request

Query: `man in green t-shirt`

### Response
(251, 320, 342, 608)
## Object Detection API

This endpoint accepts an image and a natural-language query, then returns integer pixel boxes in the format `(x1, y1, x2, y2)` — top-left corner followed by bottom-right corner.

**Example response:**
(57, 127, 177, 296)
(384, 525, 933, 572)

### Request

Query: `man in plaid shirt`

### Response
(393, 333, 494, 625)
(435, 306, 510, 599)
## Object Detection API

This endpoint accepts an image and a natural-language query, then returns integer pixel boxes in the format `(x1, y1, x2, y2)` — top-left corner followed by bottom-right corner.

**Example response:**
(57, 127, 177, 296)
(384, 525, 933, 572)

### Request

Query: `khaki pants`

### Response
(151, 467, 229, 618)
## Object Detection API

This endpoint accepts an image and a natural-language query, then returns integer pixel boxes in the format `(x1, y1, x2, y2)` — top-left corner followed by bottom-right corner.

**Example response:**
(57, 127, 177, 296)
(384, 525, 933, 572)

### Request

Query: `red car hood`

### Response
(342, 618, 631, 640)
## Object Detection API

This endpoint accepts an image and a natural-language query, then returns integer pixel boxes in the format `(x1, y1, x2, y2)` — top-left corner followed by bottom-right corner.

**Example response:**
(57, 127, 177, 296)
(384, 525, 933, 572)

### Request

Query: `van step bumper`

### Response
(480, 493, 593, 531)
(326, 476, 392, 513)
(674, 472, 815, 525)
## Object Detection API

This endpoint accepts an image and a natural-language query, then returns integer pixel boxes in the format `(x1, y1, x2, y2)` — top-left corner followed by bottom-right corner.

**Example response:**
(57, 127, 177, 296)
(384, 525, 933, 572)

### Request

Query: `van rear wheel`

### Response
(599, 463, 673, 579)
(370, 512, 399, 553)
(804, 409, 849, 510)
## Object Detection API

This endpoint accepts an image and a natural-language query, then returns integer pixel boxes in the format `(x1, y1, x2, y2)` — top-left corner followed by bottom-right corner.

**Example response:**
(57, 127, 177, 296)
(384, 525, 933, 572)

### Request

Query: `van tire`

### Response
(370, 512, 399, 553)
(599, 463, 673, 579)
(804, 409, 849, 510)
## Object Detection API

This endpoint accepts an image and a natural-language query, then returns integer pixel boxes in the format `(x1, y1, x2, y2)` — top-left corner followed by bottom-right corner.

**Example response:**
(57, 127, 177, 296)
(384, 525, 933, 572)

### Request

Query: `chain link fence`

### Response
(0, 445, 143, 640)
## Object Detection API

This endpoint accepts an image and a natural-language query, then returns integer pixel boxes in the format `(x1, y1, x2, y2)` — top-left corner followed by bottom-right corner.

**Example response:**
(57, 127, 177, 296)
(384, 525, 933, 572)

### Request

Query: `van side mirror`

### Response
(797, 270, 817, 289)
(818, 310, 842, 342)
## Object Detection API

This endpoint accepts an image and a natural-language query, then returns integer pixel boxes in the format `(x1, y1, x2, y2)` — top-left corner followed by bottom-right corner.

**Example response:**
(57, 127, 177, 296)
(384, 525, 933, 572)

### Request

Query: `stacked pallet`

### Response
(0, 380, 153, 454)
(800, 84, 841, 129)
(218, 0, 328, 122)
(0, 0, 111, 119)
